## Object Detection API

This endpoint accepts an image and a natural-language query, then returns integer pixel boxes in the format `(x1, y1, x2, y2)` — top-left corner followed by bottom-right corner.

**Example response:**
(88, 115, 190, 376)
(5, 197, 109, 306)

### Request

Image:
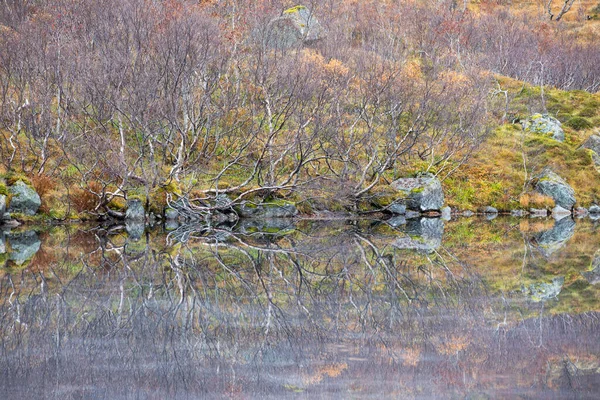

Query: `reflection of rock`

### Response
(235, 202, 298, 218)
(8, 180, 41, 216)
(165, 220, 179, 231)
(441, 206, 451, 221)
(393, 218, 443, 251)
(582, 251, 600, 285)
(7, 231, 41, 265)
(236, 218, 296, 235)
(532, 217, 575, 257)
(522, 276, 564, 302)
(386, 216, 406, 228)
(126, 221, 145, 240)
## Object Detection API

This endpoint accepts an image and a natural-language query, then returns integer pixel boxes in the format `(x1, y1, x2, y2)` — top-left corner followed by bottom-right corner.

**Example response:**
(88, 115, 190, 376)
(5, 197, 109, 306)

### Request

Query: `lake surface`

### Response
(1, 216, 599, 399)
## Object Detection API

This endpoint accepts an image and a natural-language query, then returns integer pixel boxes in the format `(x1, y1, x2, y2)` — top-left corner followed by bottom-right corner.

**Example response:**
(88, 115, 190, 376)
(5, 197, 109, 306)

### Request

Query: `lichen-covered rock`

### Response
(165, 207, 179, 220)
(534, 169, 576, 210)
(522, 276, 564, 302)
(235, 202, 298, 218)
(8, 180, 41, 216)
(521, 113, 564, 141)
(7, 230, 41, 265)
(266, 5, 324, 49)
(582, 134, 600, 168)
(390, 173, 444, 212)
(125, 198, 145, 221)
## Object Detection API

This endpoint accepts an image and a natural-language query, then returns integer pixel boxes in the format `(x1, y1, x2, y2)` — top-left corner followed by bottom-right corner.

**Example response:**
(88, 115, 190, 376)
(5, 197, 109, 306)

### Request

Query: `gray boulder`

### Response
(522, 276, 564, 302)
(235, 202, 298, 218)
(0, 231, 5, 255)
(266, 5, 324, 49)
(589, 205, 600, 214)
(534, 169, 576, 210)
(390, 173, 444, 212)
(462, 210, 474, 217)
(582, 134, 600, 167)
(393, 218, 444, 251)
(165, 207, 179, 220)
(521, 113, 564, 141)
(387, 215, 407, 228)
(8, 180, 41, 216)
(7, 230, 41, 265)
(482, 206, 498, 214)
(125, 198, 145, 221)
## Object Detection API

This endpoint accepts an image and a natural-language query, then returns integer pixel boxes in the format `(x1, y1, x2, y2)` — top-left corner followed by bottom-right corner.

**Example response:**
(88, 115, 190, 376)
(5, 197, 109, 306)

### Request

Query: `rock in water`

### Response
(125, 198, 145, 221)
(266, 5, 324, 49)
(390, 173, 444, 212)
(534, 168, 576, 210)
(521, 113, 564, 141)
(589, 205, 600, 214)
(8, 180, 41, 216)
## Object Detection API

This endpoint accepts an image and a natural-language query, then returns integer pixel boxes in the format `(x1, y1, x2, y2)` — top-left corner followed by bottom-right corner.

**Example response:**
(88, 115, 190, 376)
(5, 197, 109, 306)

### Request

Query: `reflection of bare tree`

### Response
(0, 223, 599, 398)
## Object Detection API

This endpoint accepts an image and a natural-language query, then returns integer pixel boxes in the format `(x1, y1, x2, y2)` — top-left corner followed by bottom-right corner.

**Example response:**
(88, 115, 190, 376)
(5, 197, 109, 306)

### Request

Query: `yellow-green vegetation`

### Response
(283, 5, 306, 14)
(443, 76, 600, 210)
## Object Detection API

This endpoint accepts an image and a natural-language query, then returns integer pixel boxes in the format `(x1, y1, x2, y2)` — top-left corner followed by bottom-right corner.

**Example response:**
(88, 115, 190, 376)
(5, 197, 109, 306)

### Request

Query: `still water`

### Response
(0, 216, 599, 399)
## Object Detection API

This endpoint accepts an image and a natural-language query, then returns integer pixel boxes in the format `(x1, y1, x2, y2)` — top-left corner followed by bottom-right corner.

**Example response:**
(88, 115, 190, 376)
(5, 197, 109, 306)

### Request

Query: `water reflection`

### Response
(0, 217, 599, 398)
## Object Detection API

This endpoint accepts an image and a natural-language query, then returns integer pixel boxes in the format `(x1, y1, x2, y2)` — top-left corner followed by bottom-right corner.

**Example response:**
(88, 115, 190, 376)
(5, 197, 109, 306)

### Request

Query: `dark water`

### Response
(1, 216, 600, 399)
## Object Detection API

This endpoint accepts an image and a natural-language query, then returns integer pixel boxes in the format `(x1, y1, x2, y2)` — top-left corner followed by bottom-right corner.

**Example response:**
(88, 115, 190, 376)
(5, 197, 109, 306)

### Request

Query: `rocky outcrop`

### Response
(8, 180, 41, 216)
(534, 169, 576, 210)
(521, 113, 564, 141)
(235, 202, 298, 218)
(266, 5, 324, 49)
(390, 173, 444, 212)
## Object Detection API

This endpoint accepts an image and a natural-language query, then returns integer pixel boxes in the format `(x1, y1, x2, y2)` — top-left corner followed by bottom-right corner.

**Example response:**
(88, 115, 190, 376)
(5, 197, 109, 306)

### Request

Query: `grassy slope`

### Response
(444, 76, 600, 211)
